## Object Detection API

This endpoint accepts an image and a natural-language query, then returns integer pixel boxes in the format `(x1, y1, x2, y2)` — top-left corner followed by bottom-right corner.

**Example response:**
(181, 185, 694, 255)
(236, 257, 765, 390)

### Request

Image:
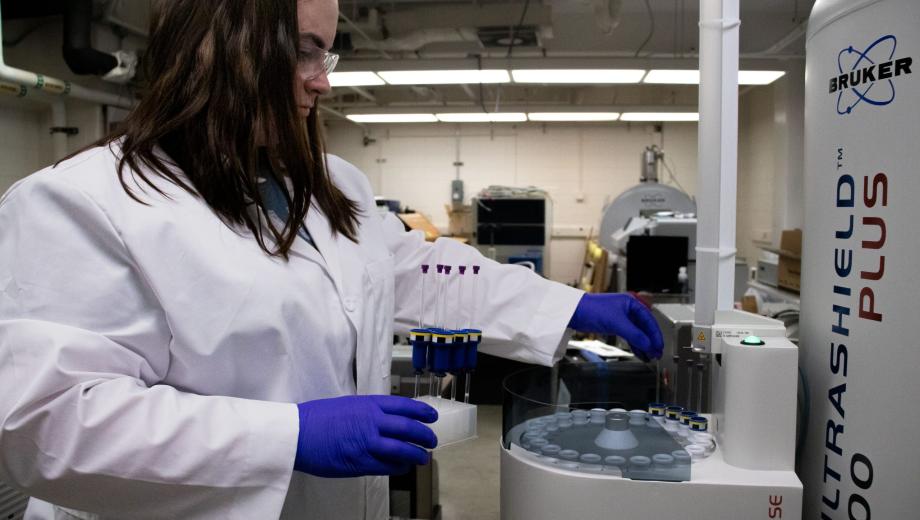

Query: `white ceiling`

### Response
(101, 0, 817, 117)
(328, 0, 814, 116)
(336, 0, 813, 57)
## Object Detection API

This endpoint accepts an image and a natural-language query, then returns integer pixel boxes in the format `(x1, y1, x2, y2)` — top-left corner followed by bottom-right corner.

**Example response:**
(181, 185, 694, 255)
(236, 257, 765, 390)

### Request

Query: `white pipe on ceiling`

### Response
(692, 0, 740, 346)
(0, 2, 134, 109)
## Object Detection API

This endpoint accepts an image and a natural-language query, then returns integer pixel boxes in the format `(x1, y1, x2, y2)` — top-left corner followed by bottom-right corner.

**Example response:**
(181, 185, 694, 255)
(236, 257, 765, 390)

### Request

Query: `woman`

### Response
(0, 0, 662, 518)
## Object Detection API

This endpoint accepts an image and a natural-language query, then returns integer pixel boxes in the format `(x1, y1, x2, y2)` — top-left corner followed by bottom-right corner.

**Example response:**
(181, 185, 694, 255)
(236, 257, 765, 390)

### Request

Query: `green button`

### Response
(741, 335, 765, 346)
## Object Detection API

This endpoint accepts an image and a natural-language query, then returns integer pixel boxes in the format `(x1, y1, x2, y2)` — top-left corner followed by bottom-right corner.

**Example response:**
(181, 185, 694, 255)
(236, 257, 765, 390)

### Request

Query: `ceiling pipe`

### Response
(0, 1, 134, 108)
(340, 49, 804, 63)
(746, 20, 807, 57)
(62, 0, 137, 84)
(339, 11, 393, 60)
(352, 27, 482, 52)
(592, 0, 623, 36)
(336, 8, 382, 40)
(319, 104, 366, 128)
(346, 85, 377, 103)
(63, 0, 118, 76)
(460, 84, 477, 101)
(340, 0, 492, 4)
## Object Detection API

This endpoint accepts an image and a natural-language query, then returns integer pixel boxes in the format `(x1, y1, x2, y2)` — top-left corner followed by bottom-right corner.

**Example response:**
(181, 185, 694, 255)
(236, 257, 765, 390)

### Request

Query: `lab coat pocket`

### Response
(362, 255, 395, 389)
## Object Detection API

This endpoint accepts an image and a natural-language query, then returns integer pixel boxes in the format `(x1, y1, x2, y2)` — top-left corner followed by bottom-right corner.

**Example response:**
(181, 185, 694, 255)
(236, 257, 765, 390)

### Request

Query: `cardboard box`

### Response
(742, 294, 759, 314)
(765, 229, 802, 293)
(445, 204, 474, 238)
(397, 213, 440, 242)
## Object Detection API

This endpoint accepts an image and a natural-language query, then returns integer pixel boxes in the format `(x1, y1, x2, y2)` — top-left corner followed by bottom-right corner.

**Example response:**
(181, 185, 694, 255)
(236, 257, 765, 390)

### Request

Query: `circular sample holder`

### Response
(502, 365, 712, 481)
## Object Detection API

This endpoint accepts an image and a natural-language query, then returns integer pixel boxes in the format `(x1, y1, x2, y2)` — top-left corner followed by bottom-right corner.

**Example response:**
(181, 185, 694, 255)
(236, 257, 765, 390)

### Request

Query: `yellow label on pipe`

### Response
(34, 75, 67, 95)
(0, 83, 24, 96)
(41, 82, 67, 95)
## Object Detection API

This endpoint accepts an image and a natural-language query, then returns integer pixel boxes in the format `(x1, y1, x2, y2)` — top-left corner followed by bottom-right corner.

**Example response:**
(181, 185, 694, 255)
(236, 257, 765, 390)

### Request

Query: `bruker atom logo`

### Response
(828, 35, 912, 115)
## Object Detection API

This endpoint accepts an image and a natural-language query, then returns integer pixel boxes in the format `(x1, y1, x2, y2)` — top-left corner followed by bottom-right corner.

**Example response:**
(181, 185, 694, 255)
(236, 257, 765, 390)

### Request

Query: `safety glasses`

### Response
(297, 41, 339, 81)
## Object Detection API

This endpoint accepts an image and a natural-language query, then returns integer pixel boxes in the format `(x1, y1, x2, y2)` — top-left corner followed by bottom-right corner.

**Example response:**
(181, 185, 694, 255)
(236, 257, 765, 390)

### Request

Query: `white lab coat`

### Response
(0, 144, 583, 520)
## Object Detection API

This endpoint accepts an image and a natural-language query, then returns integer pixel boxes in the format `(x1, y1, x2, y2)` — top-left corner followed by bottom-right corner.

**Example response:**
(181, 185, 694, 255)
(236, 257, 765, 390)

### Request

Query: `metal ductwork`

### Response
(592, 0, 623, 35)
(352, 27, 481, 52)
(342, 2, 553, 53)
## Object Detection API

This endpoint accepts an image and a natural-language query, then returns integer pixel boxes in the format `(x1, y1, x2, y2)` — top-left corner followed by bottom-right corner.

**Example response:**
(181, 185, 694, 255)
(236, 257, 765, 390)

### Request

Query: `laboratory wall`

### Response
(324, 121, 698, 284)
(0, 98, 106, 194)
(0, 16, 138, 193)
(0, 100, 48, 194)
(325, 87, 779, 285)
(0, 11, 782, 288)
(737, 85, 778, 267)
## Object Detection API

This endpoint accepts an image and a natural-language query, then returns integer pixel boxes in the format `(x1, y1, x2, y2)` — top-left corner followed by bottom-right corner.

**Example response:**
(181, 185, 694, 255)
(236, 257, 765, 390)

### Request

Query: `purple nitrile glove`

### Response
(294, 395, 438, 478)
(567, 293, 664, 362)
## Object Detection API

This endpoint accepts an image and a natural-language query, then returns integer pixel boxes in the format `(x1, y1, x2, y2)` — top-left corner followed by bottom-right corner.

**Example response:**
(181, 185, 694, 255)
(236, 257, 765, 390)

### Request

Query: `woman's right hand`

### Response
(294, 395, 438, 478)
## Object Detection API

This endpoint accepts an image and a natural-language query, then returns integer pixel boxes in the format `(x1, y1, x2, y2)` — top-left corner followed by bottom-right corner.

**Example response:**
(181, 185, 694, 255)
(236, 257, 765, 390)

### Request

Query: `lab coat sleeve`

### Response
(0, 174, 298, 519)
(381, 214, 585, 367)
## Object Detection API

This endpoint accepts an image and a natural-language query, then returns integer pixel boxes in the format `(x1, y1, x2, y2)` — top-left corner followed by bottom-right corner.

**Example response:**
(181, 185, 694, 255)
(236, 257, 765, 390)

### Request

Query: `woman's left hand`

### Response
(567, 293, 664, 361)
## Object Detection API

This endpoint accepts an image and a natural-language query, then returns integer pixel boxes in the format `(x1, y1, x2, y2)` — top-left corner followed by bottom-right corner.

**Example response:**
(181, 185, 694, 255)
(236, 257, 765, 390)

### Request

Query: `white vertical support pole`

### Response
(692, 0, 740, 352)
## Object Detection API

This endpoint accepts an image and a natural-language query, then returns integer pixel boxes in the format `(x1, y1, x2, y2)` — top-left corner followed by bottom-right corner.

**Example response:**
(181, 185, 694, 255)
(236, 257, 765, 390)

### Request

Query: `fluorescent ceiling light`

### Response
(644, 70, 700, 84)
(620, 112, 699, 122)
(644, 69, 786, 85)
(328, 72, 385, 87)
(512, 69, 646, 84)
(378, 69, 510, 85)
(347, 114, 438, 123)
(738, 70, 786, 85)
(436, 113, 527, 123)
(528, 112, 620, 122)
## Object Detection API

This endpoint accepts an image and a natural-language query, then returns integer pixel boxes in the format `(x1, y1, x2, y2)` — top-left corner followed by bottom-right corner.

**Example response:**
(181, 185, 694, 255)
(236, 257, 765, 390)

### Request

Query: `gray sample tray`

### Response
(506, 409, 691, 482)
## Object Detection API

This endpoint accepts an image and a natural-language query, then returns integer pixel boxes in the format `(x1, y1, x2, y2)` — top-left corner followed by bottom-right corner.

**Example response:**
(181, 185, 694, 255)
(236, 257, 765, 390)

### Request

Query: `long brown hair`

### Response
(92, 0, 358, 257)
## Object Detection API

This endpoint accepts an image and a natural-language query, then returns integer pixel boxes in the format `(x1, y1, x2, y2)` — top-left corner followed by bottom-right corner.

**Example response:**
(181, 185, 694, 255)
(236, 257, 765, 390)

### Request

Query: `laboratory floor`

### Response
(434, 405, 502, 520)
